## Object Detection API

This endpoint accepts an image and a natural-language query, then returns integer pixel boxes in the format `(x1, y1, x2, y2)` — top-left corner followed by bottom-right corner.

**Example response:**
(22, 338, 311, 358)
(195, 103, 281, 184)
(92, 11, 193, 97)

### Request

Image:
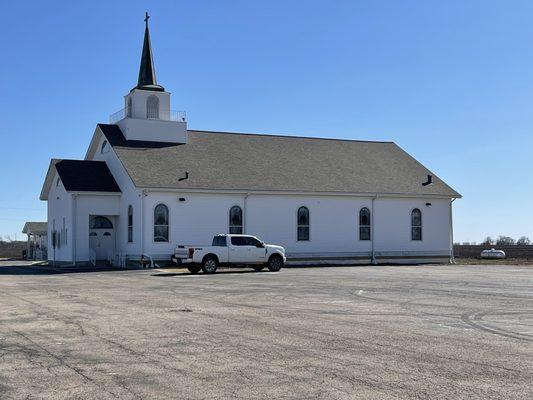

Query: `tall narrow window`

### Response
(127, 97, 132, 117)
(146, 95, 159, 119)
(359, 207, 371, 240)
(154, 204, 169, 242)
(100, 140, 109, 154)
(229, 206, 243, 234)
(411, 208, 422, 241)
(297, 206, 310, 241)
(127, 205, 133, 243)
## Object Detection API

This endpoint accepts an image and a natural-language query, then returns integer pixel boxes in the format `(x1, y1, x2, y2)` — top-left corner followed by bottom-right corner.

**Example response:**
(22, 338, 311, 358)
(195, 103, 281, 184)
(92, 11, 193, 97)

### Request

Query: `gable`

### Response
(40, 159, 121, 200)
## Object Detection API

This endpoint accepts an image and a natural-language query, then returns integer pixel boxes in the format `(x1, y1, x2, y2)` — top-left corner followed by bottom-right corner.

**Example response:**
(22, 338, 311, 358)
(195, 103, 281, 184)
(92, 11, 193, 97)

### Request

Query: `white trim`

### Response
(137, 187, 460, 199)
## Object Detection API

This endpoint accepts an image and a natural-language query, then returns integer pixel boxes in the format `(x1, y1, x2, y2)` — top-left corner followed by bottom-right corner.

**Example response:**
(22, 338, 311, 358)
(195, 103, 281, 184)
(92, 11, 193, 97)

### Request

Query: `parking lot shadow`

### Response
(0, 263, 133, 275)
(152, 269, 264, 277)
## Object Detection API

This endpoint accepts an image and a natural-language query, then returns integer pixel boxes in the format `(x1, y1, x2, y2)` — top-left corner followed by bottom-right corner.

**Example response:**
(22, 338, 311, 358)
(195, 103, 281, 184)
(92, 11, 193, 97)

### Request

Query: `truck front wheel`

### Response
(267, 255, 283, 272)
(202, 256, 218, 274)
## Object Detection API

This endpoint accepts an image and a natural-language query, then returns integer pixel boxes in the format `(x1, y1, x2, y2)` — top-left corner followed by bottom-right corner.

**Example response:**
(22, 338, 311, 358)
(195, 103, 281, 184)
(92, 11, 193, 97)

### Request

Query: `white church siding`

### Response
(90, 129, 143, 258)
(140, 192, 246, 259)
(46, 171, 73, 263)
(134, 191, 452, 263)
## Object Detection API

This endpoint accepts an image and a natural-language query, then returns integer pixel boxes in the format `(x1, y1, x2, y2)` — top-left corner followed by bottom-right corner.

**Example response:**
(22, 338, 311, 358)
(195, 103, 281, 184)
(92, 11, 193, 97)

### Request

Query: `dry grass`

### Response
(454, 257, 533, 266)
(0, 241, 26, 259)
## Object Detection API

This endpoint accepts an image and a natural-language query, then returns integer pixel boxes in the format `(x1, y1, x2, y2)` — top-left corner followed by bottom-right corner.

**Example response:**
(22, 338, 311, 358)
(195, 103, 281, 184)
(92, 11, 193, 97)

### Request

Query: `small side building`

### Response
(22, 222, 48, 260)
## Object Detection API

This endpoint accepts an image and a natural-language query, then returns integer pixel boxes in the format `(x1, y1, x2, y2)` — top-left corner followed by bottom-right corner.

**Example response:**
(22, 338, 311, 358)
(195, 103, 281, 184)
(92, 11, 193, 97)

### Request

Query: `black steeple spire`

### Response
(135, 12, 164, 91)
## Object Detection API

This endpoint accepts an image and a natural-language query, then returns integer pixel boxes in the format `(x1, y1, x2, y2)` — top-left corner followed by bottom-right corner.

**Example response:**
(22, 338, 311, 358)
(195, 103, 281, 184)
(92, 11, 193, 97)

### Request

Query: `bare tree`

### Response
(481, 236, 494, 245)
(517, 236, 531, 246)
(496, 236, 515, 246)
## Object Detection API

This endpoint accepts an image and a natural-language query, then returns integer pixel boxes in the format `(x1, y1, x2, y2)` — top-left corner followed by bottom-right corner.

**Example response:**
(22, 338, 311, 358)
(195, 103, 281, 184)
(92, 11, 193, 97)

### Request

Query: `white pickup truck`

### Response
(171, 234, 286, 274)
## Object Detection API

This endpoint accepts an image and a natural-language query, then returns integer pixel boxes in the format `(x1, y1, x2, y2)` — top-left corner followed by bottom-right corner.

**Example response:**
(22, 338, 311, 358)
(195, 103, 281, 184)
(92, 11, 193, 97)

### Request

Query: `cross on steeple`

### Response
(144, 12, 150, 26)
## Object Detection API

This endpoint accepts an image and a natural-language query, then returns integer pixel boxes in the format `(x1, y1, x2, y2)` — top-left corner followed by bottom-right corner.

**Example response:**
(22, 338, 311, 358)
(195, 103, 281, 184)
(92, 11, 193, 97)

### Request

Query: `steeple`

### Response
(135, 12, 164, 92)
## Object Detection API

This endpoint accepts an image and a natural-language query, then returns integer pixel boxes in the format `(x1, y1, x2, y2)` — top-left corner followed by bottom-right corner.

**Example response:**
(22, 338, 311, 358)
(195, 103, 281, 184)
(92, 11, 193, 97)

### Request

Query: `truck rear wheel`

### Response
(267, 255, 283, 272)
(187, 265, 201, 274)
(202, 256, 218, 274)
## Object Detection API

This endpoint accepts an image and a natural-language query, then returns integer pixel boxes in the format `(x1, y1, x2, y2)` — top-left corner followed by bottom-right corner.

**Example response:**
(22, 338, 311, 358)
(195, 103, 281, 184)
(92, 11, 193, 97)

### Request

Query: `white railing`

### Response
(141, 253, 156, 269)
(89, 249, 96, 267)
(110, 252, 127, 268)
(109, 107, 186, 124)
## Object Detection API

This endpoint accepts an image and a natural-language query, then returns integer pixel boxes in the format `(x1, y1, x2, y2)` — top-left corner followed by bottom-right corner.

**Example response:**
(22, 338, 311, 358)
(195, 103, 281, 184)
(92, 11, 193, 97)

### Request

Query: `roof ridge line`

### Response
(187, 129, 395, 144)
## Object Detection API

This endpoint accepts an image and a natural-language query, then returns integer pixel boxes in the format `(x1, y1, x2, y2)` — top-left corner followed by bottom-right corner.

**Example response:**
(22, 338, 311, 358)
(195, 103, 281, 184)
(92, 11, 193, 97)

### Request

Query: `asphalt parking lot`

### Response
(0, 261, 532, 400)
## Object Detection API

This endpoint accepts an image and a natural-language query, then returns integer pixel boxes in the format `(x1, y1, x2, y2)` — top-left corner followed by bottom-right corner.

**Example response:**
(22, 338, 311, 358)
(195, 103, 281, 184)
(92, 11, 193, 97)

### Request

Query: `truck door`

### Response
(229, 236, 248, 263)
(246, 237, 267, 263)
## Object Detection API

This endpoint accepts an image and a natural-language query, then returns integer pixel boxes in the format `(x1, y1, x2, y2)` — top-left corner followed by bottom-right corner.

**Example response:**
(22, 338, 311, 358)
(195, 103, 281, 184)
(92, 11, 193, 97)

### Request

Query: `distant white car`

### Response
(480, 248, 506, 259)
(172, 234, 286, 274)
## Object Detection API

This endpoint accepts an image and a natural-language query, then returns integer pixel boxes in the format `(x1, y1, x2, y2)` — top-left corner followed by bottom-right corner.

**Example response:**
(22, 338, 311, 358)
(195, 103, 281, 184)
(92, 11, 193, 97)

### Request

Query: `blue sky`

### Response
(1, 0, 532, 243)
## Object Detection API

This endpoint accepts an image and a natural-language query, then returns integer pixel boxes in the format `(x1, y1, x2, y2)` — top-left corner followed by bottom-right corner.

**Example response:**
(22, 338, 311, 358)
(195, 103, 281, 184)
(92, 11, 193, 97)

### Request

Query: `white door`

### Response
(89, 230, 115, 260)
(89, 216, 115, 260)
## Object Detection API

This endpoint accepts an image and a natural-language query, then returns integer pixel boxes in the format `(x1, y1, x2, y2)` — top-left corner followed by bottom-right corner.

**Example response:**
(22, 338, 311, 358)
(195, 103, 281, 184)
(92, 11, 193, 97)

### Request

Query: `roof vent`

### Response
(422, 174, 433, 186)
(179, 171, 189, 181)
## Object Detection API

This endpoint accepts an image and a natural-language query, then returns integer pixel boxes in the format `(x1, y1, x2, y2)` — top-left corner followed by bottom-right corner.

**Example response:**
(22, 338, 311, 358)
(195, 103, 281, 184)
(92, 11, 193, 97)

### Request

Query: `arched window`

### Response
(359, 207, 371, 241)
(126, 97, 132, 117)
(127, 205, 133, 243)
(146, 95, 159, 119)
(100, 140, 109, 154)
(229, 206, 243, 234)
(154, 204, 169, 242)
(411, 208, 422, 241)
(89, 216, 113, 229)
(56, 178, 61, 186)
(297, 206, 310, 241)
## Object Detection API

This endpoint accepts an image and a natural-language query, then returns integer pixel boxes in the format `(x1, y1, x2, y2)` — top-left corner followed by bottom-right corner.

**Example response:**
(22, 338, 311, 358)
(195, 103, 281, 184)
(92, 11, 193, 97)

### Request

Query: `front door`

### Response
(89, 216, 115, 260)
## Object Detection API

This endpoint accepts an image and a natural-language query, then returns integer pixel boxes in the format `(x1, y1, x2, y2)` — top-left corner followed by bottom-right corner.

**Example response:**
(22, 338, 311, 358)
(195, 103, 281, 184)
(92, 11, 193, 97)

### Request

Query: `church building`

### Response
(40, 16, 461, 266)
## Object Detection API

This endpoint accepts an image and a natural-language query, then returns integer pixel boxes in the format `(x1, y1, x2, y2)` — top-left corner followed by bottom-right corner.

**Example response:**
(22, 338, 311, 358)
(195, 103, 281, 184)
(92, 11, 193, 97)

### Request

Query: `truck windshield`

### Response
(212, 236, 227, 247)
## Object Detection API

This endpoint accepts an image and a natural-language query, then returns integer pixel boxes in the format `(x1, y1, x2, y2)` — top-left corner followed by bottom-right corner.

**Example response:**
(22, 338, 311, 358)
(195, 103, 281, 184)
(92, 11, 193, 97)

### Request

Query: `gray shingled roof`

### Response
(22, 222, 47, 234)
(98, 124, 460, 197)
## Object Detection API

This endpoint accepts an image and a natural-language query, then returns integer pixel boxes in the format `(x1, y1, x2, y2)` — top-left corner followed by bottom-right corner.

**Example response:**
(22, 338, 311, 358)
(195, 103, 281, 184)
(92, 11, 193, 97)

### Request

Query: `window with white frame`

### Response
(359, 207, 371, 240)
(411, 208, 422, 241)
(229, 206, 243, 234)
(127, 97, 133, 117)
(146, 95, 159, 119)
(154, 204, 169, 242)
(100, 140, 109, 154)
(297, 206, 310, 241)
(127, 205, 133, 243)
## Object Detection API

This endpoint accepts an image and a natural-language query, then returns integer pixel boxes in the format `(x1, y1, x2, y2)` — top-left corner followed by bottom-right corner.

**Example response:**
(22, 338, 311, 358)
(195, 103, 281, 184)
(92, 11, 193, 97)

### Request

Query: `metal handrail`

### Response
(109, 107, 186, 124)
(89, 248, 96, 267)
(141, 253, 155, 269)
